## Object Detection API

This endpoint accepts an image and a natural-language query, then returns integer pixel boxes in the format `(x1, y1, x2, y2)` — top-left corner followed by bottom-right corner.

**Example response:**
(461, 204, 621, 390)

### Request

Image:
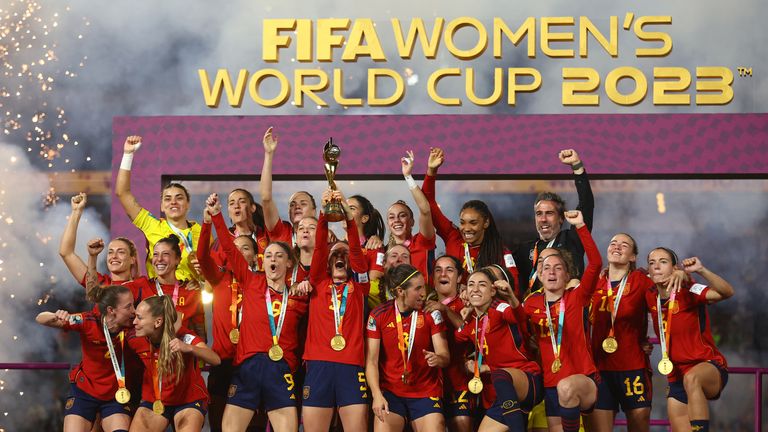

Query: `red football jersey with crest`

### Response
(367, 300, 446, 398)
(127, 327, 208, 405)
(646, 281, 727, 381)
(305, 214, 369, 366)
(212, 212, 309, 371)
(523, 225, 602, 388)
(442, 296, 471, 392)
(149, 278, 204, 336)
(62, 311, 129, 400)
(590, 269, 653, 371)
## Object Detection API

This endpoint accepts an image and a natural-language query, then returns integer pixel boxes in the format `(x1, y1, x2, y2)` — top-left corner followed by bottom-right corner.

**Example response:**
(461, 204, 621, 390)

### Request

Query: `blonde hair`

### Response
(143, 295, 184, 383)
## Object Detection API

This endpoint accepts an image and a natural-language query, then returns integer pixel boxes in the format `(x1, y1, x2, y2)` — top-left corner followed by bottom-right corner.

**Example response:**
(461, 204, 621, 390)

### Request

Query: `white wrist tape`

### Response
(404, 175, 417, 189)
(120, 153, 134, 171)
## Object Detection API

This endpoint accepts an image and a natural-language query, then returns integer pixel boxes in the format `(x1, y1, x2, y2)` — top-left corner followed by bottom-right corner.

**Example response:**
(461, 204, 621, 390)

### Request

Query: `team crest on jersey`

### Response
(303, 386, 310, 399)
(416, 314, 425, 328)
(367, 316, 377, 331)
(65, 397, 75, 410)
(228, 384, 237, 398)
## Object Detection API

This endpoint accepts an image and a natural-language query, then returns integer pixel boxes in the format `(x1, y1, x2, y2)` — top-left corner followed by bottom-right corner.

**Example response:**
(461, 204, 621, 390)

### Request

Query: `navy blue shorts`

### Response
(208, 359, 235, 398)
(227, 353, 296, 412)
(544, 372, 600, 417)
(64, 384, 131, 423)
(302, 360, 368, 408)
(383, 390, 443, 421)
(444, 389, 473, 418)
(667, 361, 729, 404)
(595, 369, 652, 412)
(138, 399, 207, 422)
(485, 372, 543, 424)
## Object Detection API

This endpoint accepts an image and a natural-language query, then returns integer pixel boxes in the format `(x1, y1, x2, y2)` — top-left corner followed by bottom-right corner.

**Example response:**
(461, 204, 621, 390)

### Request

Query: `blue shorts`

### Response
(544, 372, 600, 417)
(667, 361, 729, 404)
(302, 360, 368, 408)
(595, 369, 652, 412)
(208, 359, 235, 398)
(139, 399, 207, 422)
(485, 372, 543, 424)
(383, 390, 443, 421)
(64, 383, 131, 423)
(227, 353, 296, 412)
(444, 389, 473, 418)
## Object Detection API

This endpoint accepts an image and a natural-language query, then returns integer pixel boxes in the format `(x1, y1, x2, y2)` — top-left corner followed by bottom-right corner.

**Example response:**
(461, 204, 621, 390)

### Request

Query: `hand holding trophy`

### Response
(323, 138, 345, 222)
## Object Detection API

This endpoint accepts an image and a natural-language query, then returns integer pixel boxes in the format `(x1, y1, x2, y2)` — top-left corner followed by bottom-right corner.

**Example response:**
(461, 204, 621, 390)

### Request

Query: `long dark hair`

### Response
(461, 200, 504, 270)
(229, 188, 266, 234)
(350, 194, 385, 241)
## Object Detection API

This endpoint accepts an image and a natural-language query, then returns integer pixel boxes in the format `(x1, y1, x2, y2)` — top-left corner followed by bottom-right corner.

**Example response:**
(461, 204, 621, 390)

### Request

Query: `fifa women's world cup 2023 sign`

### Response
(198, 16, 737, 109)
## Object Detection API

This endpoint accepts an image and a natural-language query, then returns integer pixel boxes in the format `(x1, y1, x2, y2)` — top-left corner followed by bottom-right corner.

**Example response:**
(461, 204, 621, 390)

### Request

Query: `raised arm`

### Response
(115, 136, 145, 221)
(59, 193, 89, 282)
(196, 208, 223, 285)
(402, 151, 435, 240)
(338, 190, 369, 274)
(559, 149, 594, 232)
(309, 208, 330, 287)
(260, 127, 283, 233)
(682, 257, 734, 303)
(208, 194, 252, 284)
(422, 149, 459, 241)
(84, 238, 104, 294)
(566, 210, 602, 306)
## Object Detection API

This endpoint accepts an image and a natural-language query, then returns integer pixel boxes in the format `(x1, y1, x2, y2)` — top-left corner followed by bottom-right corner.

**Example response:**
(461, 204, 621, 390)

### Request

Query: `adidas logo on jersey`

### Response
(387, 322, 395, 328)
(638, 396, 645, 402)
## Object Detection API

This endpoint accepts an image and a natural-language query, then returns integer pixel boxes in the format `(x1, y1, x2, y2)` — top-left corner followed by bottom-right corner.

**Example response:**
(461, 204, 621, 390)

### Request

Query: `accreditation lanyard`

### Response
(607, 273, 629, 336)
(102, 321, 126, 392)
(656, 288, 678, 360)
(265, 286, 289, 348)
(155, 280, 180, 305)
(231, 277, 241, 329)
(528, 239, 556, 289)
(290, 265, 299, 286)
(544, 296, 566, 366)
(166, 221, 194, 253)
(473, 314, 489, 380)
(149, 343, 162, 404)
(394, 300, 418, 376)
(331, 283, 349, 336)
(463, 243, 474, 273)
(440, 296, 456, 306)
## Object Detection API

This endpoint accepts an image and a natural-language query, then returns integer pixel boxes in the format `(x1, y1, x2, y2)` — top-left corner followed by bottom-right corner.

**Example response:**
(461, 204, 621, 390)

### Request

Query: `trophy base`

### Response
(324, 202, 345, 222)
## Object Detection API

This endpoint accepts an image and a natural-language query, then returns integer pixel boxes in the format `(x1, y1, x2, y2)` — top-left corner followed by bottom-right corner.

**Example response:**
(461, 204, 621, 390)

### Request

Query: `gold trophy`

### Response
(323, 138, 345, 222)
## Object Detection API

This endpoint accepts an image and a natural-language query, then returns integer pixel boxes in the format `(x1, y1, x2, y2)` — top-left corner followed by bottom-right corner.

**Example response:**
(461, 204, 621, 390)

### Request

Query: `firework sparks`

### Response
(0, 0, 87, 170)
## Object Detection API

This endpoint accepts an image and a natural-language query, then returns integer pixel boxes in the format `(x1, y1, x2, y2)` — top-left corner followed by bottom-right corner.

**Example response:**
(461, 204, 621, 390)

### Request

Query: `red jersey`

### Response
(62, 311, 129, 400)
(523, 225, 602, 388)
(198, 221, 243, 360)
(389, 233, 436, 287)
(79, 274, 155, 307)
(149, 278, 204, 338)
(367, 300, 446, 398)
(305, 214, 369, 366)
(423, 175, 519, 290)
(267, 218, 294, 245)
(126, 328, 208, 405)
(646, 281, 727, 381)
(210, 225, 270, 272)
(456, 303, 540, 375)
(212, 212, 309, 371)
(442, 296, 472, 392)
(590, 269, 653, 371)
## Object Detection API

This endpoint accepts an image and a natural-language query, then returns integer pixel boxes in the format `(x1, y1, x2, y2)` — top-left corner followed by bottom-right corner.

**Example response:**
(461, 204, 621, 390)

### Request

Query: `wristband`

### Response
(120, 153, 134, 171)
(404, 175, 417, 189)
(571, 161, 584, 172)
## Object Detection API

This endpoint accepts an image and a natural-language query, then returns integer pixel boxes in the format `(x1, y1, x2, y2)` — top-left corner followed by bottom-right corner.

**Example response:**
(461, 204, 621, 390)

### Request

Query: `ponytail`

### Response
(87, 285, 130, 317)
(143, 295, 184, 383)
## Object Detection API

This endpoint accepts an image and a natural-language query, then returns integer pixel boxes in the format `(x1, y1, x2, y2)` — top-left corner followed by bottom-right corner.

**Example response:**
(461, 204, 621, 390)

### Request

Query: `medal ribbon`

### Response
(290, 265, 299, 286)
(230, 277, 240, 329)
(528, 239, 556, 289)
(607, 273, 629, 336)
(473, 314, 489, 380)
(155, 280, 179, 306)
(166, 221, 194, 253)
(394, 300, 418, 376)
(331, 283, 349, 336)
(656, 288, 677, 360)
(265, 286, 289, 347)
(440, 296, 455, 306)
(462, 243, 474, 273)
(102, 320, 126, 391)
(544, 296, 566, 366)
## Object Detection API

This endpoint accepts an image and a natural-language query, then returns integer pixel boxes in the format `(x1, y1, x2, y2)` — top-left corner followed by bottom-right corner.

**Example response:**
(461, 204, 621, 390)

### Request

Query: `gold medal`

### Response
(330, 334, 346, 351)
(602, 336, 618, 353)
(658, 357, 674, 375)
(115, 387, 131, 404)
(401, 371, 410, 385)
(229, 328, 240, 344)
(268, 344, 284, 361)
(152, 400, 164, 415)
(551, 358, 562, 373)
(468, 377, 484, 394)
